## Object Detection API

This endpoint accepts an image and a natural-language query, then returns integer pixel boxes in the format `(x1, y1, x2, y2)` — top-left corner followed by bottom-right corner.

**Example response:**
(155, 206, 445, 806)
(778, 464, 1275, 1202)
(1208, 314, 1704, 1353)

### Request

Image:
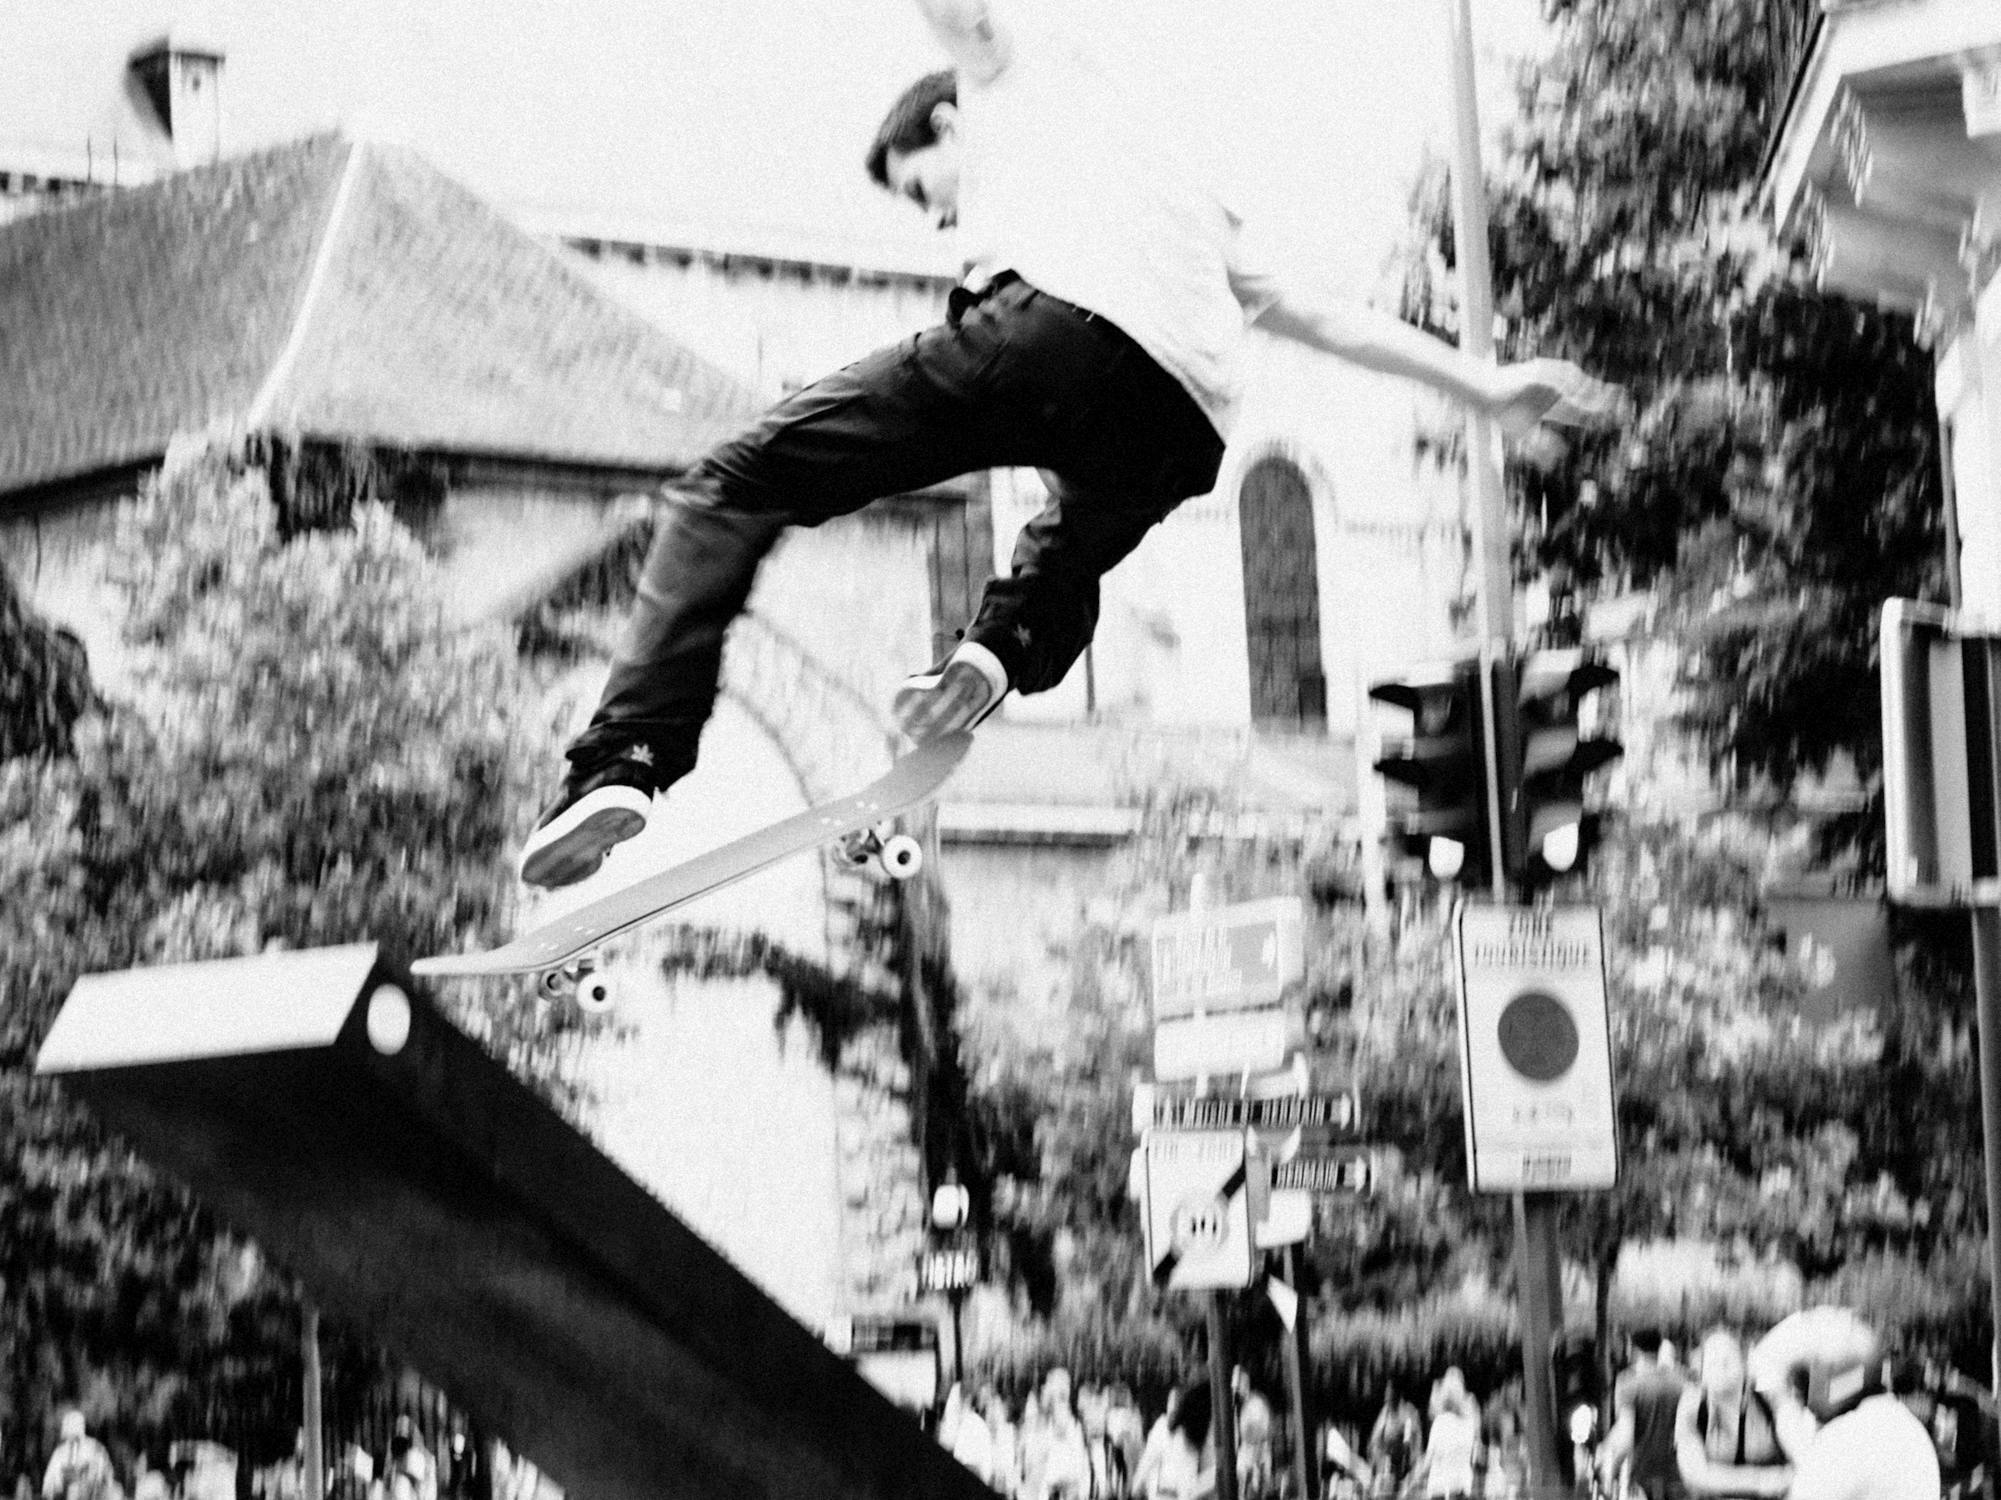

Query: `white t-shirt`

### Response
(1787, 1397, 1940, 1500)
(1422, 1408, 1481, 1496)
(942, 2, 1285, 436)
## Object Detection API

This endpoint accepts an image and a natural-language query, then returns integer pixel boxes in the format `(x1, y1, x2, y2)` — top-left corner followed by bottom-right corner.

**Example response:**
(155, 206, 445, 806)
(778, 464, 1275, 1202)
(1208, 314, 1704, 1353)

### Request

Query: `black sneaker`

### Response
(518, 753, 656, 889)
(891, 639, 1009, 741)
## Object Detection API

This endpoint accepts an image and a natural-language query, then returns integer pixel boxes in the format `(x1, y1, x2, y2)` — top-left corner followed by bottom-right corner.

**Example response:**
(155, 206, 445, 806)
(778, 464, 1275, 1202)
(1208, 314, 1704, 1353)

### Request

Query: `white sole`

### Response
(893, 643, 1008, 739)
(518, 784, 652, 888)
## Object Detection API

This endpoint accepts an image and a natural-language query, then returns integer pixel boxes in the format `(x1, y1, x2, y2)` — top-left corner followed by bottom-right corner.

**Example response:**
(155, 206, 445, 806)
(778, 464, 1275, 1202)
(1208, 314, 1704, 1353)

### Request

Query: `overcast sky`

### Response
(7, 0, 1544, 279)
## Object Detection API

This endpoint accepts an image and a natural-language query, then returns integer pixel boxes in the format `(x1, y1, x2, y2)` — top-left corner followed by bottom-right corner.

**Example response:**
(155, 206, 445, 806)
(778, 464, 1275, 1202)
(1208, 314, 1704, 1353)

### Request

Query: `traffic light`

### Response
(1370, 658, 1492, 886)
(1497, 649, 1623, 886)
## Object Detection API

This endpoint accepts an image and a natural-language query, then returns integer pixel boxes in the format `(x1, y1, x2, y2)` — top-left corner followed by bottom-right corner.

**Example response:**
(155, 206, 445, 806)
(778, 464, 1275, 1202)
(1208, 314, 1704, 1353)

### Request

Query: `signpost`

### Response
(1454, 904, 1618, 1193)
(916, 1243, 979, 1296)
(1140, 1130, 1255, 1292)
(1881, 598, 2001, 1388)
(1135, 1086, 1362, 1137)
(1271, 1149, 1378, 1196)
(1149, 898, 1305, 1019)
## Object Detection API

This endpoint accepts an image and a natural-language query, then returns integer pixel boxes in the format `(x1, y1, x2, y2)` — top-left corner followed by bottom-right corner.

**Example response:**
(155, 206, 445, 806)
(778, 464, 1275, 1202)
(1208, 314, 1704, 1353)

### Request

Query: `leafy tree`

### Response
(1399, 0, 1944, 851)
(0, 439, 556, 1479)
(0, 563, 95, 761)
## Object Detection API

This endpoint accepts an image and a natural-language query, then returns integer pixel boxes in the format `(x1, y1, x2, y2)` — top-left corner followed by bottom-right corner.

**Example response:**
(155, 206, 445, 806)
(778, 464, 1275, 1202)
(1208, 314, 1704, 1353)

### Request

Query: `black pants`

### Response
(568, 274, 1226, 785)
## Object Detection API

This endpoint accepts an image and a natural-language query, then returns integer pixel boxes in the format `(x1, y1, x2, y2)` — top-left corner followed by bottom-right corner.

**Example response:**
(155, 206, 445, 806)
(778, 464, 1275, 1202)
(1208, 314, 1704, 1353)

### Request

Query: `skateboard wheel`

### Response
(836, 830, 879, 868)
(538, 968, 574, 1001)
(878, 834, 924, 879)
(575, 975, 614, 1013)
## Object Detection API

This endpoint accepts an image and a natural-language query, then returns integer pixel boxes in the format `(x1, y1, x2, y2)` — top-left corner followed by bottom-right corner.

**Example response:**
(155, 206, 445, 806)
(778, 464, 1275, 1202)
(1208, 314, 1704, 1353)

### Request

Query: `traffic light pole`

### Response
(1443, 0, 1566, 1486)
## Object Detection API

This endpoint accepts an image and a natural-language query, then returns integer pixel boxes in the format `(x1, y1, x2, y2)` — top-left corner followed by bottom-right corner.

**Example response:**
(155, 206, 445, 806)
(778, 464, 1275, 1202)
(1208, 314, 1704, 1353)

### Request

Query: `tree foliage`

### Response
(0, 439, 553, 1478)
(954, 767, 1988, 1400)
(1400, 0, 1945, 833)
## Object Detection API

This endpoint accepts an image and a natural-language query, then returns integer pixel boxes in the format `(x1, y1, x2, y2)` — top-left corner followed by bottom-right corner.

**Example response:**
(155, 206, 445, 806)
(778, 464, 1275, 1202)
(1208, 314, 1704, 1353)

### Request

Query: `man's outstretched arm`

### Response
(1250, 286, 1627, 438)
(910, 0, 1011, 81)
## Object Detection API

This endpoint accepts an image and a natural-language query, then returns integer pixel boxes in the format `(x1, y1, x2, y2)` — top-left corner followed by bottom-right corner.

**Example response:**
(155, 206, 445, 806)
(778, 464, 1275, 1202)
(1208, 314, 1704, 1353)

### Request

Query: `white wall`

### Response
(1942, 275, 2001, 618)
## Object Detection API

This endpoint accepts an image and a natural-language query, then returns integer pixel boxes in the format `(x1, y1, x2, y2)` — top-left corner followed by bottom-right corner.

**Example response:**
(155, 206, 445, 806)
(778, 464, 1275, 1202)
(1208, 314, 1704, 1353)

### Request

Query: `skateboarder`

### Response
(518, 0, 1626, 889)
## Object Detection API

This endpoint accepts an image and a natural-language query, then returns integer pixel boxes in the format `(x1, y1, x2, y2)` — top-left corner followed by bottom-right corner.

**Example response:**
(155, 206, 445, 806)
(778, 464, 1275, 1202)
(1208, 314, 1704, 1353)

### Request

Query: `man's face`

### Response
(883, 112, 961, 231)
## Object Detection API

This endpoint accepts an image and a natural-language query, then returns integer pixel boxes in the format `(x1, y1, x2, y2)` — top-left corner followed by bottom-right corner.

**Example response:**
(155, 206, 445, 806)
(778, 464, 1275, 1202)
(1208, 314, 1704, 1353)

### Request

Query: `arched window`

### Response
(1237, 456, 1327, 728)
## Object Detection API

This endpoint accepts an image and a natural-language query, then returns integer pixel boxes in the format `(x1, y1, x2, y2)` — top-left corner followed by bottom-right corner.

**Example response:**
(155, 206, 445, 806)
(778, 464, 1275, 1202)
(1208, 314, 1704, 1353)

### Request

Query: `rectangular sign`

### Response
(1271, 1149, 1377, 1195)
(916, 1243, 979, 1294)
(1965, 58, 2001, 140)
(1455, 903, 1618, 1193)
(1880, 599, 2001, 906)
(1152, 1008, 1291, 1081)
(1141, 1089, 1362, 1137)
(1149, 897, 1305, 1021)
(1140, 1129, 1254, 1291)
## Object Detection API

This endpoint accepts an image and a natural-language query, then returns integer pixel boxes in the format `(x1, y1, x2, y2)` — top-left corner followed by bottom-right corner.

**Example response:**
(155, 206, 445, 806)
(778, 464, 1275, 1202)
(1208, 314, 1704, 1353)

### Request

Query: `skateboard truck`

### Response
(835, 824, 924, 880)
(538, 956, 614, 1014)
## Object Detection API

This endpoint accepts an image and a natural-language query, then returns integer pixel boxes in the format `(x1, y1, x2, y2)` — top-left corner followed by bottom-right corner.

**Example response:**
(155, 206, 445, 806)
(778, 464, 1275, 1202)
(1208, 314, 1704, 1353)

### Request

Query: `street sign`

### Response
(916, 1242, 979, 1294)
(1140, 1130, 1254, 1291)
(1966, 58, 2001, 140)
(1140, 1088, 1361, 1135)
(1149, 897, 1305, 1021)
(1880, 600, 2001, 906)
(1254, 1189, 1314, 1248)
(1271, 1149, 1378, 1195)
(1152, 1008, 1291, 1081)
(833, 1314, 941, 1414)
(1454, 903, 1617, 1192)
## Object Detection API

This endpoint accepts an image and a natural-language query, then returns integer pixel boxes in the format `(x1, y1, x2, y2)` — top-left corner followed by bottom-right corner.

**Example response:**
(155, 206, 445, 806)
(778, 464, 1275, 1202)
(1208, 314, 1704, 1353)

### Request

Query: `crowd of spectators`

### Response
(940, 1324, 1992, 1500)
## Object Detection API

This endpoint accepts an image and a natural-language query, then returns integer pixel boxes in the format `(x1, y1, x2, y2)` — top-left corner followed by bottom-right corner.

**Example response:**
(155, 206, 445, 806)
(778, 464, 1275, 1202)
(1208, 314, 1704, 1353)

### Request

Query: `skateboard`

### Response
(413, 731, 973, 1010)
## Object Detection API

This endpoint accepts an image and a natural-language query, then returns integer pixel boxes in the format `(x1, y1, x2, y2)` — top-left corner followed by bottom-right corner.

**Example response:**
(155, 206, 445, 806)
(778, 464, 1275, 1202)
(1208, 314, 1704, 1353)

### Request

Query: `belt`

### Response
(948, 270, 1107, 331)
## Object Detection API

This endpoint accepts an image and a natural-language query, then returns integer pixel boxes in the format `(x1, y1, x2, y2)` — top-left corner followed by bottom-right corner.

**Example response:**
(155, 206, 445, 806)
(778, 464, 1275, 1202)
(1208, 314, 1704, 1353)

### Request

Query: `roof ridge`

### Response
(244, 136, 365, 430)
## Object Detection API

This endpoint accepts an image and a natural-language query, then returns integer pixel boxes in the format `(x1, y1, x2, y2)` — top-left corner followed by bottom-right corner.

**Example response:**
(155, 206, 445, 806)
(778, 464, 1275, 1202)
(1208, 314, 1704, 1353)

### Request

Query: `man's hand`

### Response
(1487, 357, 1630, 440)
(912, 0, 1010, 80)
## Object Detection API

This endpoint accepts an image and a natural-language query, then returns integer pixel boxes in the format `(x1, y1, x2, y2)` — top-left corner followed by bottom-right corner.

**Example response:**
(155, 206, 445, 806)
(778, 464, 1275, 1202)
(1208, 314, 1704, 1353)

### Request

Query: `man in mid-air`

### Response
(519, 0, 1624, 888)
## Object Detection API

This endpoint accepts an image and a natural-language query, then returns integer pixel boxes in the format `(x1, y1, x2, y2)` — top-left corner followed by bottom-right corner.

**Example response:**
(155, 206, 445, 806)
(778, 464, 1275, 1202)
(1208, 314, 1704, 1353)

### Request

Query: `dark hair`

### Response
(1631, 1328, 1664, 1357)
(1170, 1382, 1212, 1451)
(865, 71, 957, 187)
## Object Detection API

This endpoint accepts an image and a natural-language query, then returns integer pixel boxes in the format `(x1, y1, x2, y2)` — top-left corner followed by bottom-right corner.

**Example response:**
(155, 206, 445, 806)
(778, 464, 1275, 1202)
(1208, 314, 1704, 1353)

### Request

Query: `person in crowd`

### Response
(1133, 1387, 1182, 1500)
(257, 1432, 307, 1500)
(1080, 1385, 1129, 1499)
(940, 1383, 999, 1488)
(1478, 1405, 1525, 1499)
(130, 1452, 169, 1500)
(1786, 1358, 1940, 1500)
(1673, 1328, 1798, 1498)
(1035, 1369, 1094, 1500)
(980, 1387, 1022, 1499)
(1320, 1421, 1372, 1498)
(1148, 1383, 1216, 1500)
(384, 1418, 435, 1500)
(1408, 1369, 1482, 1500)
(1232, 1369, 1275, 1500)
(1367, 1385, 1423, 1496)
(1598, 1327, 1690, 1500)
(1105, 1387, 1147, 1486)
(42, 1412, 117, 1500)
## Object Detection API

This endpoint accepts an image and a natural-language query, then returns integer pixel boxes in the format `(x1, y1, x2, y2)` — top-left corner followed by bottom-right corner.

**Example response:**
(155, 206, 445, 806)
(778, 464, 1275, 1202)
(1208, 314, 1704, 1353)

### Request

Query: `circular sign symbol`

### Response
(1496, 989, 1579, 1082)
(1170, 1195, 1228, 1252)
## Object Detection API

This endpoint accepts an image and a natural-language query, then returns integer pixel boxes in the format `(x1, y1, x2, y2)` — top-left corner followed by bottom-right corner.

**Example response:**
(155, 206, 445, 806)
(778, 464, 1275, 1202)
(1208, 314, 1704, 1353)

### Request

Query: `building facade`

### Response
(1766, 0, 2001, 615)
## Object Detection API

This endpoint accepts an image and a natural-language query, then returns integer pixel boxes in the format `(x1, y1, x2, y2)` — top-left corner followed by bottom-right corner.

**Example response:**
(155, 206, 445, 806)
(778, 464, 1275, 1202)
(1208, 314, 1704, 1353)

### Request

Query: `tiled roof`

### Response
(0, 135, 340, 497)
(0, 134, 759, 502)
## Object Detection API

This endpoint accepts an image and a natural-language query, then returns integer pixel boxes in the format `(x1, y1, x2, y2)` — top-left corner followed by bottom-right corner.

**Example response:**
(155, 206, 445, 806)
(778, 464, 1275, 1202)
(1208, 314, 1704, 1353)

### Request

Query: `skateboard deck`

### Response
(413, 731, 972, 981)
